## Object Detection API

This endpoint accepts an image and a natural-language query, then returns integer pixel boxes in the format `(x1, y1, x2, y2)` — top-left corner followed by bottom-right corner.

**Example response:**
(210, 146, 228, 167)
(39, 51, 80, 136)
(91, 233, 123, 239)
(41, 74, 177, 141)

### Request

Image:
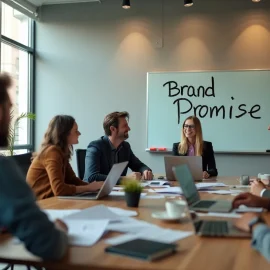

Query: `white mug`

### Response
(258, 173, 266, 180)
(165, 200, 187, 218)
(261, 174, 270, 186)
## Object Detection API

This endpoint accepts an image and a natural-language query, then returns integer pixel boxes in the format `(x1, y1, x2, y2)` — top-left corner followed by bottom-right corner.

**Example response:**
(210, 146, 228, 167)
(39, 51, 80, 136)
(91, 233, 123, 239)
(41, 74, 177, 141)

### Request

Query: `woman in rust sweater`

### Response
(27, 115, 102, 200)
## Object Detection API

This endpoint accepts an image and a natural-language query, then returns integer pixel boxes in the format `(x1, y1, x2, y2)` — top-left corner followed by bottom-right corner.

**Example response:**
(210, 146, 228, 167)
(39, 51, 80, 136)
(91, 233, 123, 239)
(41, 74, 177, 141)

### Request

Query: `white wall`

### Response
(35, 0, 270, 176)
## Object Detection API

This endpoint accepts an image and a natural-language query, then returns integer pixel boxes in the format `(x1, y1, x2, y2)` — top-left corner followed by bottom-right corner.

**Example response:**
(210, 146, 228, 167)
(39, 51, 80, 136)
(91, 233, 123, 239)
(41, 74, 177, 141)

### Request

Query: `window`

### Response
(1, 2, 35, 155)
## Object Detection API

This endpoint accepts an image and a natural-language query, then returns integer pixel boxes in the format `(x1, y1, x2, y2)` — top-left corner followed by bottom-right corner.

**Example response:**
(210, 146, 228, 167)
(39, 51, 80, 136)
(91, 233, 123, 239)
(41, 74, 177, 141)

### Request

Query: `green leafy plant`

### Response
(122, 179, 143, 193)
(7, 111, 36, 156)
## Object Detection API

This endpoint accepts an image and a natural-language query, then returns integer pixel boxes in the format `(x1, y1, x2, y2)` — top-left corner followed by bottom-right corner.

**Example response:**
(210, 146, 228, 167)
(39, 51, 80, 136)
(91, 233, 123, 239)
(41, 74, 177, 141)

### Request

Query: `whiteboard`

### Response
(147, 70, 270, 152)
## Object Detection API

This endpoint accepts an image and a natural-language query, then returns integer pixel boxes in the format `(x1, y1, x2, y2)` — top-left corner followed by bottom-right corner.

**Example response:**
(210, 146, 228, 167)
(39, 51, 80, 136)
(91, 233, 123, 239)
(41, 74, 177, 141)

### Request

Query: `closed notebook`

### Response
(105, 238, 177, 261)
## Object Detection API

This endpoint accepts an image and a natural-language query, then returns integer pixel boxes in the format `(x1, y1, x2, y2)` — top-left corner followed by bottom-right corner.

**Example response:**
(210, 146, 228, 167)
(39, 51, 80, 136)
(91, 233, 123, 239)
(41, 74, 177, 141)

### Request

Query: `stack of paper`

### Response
(106, 226, 193, 245)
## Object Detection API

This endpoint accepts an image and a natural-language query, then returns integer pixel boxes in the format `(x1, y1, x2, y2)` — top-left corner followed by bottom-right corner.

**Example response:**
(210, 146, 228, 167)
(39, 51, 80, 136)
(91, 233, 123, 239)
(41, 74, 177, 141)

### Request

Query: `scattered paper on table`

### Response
(108, 207, 137, 217)
(109, 191, 147, 197)
(43, 209, 81, 221)
(63, 205, 128, 221)
(106, 226, 193, 245)
(66, 219, 109, 246)
(235, 205, 264, 213)
(142, 195, 165, 199)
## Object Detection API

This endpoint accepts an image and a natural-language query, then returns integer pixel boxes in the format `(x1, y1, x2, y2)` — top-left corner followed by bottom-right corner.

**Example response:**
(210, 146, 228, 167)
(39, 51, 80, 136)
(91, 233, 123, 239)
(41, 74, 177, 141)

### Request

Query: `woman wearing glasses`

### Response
(172, 115, 218, 178)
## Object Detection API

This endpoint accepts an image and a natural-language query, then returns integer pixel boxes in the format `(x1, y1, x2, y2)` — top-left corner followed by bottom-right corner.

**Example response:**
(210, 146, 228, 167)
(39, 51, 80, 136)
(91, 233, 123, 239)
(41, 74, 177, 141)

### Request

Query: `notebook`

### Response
(105, 238, 177, 261)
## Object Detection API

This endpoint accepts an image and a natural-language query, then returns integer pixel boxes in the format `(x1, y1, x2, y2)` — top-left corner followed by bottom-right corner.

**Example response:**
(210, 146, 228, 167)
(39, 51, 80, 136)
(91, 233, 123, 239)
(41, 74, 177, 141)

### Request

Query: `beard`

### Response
(117, 131, 129, 141)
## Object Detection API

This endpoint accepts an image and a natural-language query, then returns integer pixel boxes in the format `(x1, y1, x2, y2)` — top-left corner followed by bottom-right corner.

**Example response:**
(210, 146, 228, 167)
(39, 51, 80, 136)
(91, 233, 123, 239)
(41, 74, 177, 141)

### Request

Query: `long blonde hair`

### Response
(178, 116, 203, 156)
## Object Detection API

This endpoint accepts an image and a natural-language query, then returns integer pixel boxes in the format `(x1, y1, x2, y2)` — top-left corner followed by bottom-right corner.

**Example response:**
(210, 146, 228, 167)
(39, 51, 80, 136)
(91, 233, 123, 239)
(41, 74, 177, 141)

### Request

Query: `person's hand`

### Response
(54, 219, 68, 233)
(128, 172, 142, 180)
(250, 180, 266, 196)
(88, 181, 104, 191)
(232, 192, 270, 209)
(234, 213, 259, 232)
(202, 171, 210, 179)
(142, 170, 153, 180)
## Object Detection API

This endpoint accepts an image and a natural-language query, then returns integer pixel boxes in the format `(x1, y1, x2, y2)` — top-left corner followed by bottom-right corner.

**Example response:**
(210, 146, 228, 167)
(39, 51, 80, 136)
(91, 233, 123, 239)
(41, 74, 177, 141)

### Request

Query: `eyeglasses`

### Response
(183, 124, 195, 129)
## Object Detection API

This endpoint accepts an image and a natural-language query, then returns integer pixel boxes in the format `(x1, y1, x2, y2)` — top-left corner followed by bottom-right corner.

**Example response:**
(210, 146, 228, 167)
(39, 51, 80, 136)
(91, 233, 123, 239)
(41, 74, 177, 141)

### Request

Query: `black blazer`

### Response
(172, 141, 218, 177)
(84, 136, 151, 183)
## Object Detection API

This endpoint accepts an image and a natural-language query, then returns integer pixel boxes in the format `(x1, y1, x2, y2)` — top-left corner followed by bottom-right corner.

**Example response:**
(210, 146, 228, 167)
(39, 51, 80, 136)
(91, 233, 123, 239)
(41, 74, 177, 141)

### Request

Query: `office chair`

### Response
(8, 152, 33, 177)
(75, 149, 86, 179)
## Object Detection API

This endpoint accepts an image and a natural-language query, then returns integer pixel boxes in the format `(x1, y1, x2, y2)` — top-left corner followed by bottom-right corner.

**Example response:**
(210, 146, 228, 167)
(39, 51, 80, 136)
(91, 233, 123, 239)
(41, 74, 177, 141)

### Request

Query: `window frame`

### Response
(1, 9, 35, 152)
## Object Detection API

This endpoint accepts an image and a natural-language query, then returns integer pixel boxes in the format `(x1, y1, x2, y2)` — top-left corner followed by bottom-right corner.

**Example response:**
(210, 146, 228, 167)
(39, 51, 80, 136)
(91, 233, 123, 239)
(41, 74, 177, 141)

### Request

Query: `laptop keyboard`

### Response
(198, 220, 229, 236)
(193, 201, 216, 208)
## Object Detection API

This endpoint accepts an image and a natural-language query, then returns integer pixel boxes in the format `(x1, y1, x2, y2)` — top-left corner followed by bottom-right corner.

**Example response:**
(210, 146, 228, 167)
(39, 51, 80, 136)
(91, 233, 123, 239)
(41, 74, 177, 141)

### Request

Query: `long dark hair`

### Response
(38, 115, 75, 160)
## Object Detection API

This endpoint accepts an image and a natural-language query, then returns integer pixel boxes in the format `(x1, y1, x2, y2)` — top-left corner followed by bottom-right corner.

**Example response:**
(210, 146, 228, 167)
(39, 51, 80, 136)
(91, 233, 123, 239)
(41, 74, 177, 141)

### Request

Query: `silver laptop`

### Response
(58, 161, 128, 200)
(172, 164, 232, 213)
(193, 219, 250, 238)
(164, 156, 202, 181)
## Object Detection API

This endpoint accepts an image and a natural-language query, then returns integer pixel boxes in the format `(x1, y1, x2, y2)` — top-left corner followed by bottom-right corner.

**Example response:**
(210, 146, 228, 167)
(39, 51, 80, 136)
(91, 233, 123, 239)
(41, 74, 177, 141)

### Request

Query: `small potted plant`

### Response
(122, 179, 143, 207)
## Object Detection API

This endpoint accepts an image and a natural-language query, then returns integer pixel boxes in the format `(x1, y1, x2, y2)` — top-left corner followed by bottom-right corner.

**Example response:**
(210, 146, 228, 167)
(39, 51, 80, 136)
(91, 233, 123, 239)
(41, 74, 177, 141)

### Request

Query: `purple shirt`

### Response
(187, 144, 195, 156)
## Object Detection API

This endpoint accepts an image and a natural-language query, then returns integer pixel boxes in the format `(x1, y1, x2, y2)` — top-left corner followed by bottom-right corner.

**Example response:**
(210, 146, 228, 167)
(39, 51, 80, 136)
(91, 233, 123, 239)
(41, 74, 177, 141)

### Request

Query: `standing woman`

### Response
(172, 115, 218, 178)
(27, 115, 103, 200)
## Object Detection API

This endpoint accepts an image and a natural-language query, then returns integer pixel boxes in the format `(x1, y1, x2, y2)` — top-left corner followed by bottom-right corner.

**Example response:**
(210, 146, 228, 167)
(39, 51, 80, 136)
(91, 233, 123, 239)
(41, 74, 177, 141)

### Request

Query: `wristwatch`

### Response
(248, 216, 265, 232)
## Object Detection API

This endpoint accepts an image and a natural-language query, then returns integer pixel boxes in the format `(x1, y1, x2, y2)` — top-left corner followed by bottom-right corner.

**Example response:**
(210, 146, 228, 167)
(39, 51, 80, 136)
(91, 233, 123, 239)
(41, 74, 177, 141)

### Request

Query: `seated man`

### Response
(233, 193, 270, 262)
(84, 111, 153, 182)
(0, 73, 68, 260)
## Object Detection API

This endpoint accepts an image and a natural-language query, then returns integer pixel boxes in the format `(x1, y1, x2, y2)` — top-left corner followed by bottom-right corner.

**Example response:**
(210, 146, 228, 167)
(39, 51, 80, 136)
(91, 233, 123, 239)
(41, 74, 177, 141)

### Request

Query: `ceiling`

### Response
(27, 0, 100, 7)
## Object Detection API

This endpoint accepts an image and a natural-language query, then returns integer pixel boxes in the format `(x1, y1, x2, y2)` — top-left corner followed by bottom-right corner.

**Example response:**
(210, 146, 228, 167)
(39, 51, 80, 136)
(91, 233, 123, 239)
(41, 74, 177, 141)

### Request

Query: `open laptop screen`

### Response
(172, 164, 200, 205)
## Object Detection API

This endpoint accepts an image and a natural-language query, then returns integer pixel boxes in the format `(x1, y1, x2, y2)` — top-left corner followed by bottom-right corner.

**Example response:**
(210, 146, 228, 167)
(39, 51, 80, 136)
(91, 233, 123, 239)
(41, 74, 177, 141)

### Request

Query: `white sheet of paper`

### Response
(142, 195, 165, 199)
(235, 205, 264, 213)
(63, 205, 128, 221)
(43, 209, 81, 221)
(197, 212, 242, 218)
(107, 218, 159, 233)
(141, 180, 171, 187)
(66, 219, 109, 246)
(109, 191, 147, 197)
(106, 226, 193, 245)
(150, 187, 183, 194)
(108, 207, 137, 217)
(195, 183, 227, 188)
(112, 187, 123, 191)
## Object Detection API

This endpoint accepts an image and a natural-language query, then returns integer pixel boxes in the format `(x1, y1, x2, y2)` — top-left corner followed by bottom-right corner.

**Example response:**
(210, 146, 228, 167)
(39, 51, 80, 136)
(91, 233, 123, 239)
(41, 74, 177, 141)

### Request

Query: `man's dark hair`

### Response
(0, 73, 12, 147)
(103, 111, 129, 136)
(0, 73, 12, 105)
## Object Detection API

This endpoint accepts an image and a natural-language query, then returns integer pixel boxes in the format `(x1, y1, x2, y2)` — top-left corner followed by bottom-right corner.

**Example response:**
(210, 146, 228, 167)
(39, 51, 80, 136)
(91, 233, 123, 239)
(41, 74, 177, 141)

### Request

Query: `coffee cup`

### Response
(240, 175, 250, 185)
(165, 200, 187, 218)
(258, 173, 265, 180)
(261, 174, 270, 186)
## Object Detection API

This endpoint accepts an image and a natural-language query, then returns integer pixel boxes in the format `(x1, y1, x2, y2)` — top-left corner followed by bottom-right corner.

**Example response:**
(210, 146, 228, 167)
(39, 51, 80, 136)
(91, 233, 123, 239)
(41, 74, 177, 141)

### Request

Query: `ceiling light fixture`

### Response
(184, 0, 193, 7)
(122, 0, 131, 9)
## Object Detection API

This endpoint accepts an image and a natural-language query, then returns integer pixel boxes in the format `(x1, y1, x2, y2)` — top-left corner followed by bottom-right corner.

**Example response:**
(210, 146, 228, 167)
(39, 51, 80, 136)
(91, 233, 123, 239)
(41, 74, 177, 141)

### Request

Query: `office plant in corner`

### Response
(8, 111, 36, 156)
(122, 179, 143, 207)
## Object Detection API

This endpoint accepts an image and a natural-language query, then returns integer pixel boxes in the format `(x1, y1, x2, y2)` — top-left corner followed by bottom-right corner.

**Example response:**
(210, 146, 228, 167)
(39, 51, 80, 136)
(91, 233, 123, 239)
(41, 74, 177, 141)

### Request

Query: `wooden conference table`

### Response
(0, 176, 269, 270)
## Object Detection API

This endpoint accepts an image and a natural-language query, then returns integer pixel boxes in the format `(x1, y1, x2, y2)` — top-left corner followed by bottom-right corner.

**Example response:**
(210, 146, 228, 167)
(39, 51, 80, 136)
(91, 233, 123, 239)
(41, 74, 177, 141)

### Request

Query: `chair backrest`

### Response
(75, 149, 86, 179)
(9, 152, 32, 178)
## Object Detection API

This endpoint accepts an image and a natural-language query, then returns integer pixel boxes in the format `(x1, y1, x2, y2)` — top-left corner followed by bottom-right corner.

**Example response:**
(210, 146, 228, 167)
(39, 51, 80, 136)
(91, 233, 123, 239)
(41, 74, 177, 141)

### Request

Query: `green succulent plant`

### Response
(7, 111, 36, 156)
(122, 179, 143, 193)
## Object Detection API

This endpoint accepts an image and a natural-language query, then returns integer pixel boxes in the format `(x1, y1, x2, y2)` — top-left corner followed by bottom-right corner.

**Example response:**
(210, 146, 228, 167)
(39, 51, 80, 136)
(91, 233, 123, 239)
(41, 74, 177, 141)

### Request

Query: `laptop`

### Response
(58, 161, 128, 200)
(193, 219, 250, 238)
(164, 156, 202, 181)
(172, 164, 232, 213)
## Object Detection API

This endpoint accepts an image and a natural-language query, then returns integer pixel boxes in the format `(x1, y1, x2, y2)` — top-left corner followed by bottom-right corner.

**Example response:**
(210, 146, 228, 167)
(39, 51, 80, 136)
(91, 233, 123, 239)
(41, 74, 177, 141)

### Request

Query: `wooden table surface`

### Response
(0, 176, 269, 270)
